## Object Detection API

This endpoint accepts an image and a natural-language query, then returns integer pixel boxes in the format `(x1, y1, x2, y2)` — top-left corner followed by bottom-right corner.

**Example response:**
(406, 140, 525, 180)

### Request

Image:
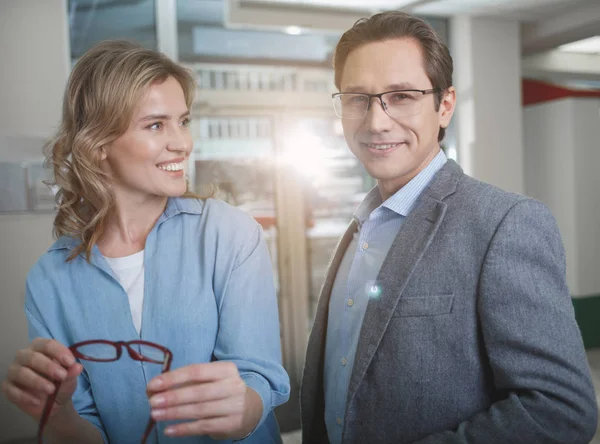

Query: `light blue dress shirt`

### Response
(323, 151, 447, 443)
(25, 197, 290, 444)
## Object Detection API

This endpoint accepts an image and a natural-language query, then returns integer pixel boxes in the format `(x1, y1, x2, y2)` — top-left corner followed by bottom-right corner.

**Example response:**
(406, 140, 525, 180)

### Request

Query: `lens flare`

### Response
(366, 281, 382, 299)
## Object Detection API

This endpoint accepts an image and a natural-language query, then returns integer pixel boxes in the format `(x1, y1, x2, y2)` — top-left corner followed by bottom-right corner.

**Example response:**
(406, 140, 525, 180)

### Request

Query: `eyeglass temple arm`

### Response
(162, 352, 173, 373)
(141, 418, 156, 444)
(141, 353, 173, 444)
(37, 380, 62, 444)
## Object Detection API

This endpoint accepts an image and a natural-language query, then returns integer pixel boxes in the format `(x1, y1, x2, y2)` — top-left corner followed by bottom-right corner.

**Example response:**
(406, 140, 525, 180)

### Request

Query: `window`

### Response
(68, 0, 157, 61)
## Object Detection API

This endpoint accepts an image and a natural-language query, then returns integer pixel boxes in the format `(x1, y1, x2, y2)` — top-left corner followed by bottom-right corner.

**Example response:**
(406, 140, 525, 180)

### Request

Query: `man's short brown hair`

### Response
(333, 11, 453, 141)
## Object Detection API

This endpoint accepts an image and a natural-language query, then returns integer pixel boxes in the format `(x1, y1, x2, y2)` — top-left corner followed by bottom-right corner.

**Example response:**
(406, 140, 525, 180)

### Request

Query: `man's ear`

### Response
(439, 86, 456, 129)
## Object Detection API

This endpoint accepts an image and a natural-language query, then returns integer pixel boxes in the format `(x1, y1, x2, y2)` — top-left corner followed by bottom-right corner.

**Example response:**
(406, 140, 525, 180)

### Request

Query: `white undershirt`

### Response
(104, 250, 145, 335)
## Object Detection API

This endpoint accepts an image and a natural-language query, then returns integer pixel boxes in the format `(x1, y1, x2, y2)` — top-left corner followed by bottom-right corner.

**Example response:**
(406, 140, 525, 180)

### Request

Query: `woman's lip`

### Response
(156, 157, 185, 166)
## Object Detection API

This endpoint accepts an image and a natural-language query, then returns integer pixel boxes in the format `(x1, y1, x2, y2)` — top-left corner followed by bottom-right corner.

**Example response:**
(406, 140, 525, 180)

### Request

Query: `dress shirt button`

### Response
(341, 357, 347, 366)
(347, 299, 354, 307)
(362, 242, 369, 250)
(336, 417, 343, 426)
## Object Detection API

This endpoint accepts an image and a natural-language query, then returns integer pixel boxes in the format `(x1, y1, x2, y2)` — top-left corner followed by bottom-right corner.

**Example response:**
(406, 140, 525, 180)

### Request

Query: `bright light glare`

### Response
(280, 133, 328, 180)
(284, 26, 303, 35)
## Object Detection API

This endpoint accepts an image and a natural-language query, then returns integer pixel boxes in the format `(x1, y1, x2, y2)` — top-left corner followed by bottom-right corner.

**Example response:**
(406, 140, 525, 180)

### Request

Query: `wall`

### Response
(451, 16, 524, 195)
(572, 98, 600, 297)
(0, 0, 69, 441)
(572, 98, 600, 349)
(0, 214, 56, 441)
(523, 99, 579, 294)
(524, 94, 600, 348)
(0, 1, 69, 138)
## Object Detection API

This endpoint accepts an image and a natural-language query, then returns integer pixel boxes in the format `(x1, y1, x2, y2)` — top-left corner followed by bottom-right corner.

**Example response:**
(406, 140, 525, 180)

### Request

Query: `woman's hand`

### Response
(1, 338, 83, 420)
(147, 361, 263, 440)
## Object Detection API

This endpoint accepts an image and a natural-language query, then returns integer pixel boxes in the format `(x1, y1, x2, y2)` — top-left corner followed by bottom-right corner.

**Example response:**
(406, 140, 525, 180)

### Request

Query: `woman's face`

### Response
(101, 76, 193, 202)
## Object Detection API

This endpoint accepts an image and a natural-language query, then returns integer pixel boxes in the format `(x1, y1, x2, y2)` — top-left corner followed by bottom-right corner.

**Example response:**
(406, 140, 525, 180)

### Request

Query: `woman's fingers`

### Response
(1, 338, 80, 420)
(165, 417, 239, 440)
(149, 377, 244, 408)
(7, 364, 56, 395)
(151, 396, 244, 421)
(147, 361, 238, 394)
(163, 415, 242, 439)
(146, 361, 255, 440)
(15, 344, 70, 383)
(30, 338, 75, 368)
(1, 379, 43, 407)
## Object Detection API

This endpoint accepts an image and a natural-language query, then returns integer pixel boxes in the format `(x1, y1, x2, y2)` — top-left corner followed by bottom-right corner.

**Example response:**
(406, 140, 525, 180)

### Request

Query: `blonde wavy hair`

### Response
(45, 40, 199, 262)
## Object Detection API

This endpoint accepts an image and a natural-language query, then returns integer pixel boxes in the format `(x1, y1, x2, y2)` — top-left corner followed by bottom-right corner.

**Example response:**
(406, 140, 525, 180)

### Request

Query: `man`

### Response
(301, 11, 598, 444)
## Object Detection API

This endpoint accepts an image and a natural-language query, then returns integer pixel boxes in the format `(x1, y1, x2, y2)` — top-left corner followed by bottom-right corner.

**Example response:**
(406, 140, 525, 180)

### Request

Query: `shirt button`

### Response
(347, 299, 354, 307)
(341, 357, 347, 366)
(362, 242, 369, 250)
(336, 417, 343, 425)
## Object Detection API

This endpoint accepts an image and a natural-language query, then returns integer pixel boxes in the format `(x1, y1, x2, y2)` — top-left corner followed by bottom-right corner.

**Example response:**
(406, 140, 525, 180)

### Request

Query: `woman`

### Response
(1, 40, 290, 443)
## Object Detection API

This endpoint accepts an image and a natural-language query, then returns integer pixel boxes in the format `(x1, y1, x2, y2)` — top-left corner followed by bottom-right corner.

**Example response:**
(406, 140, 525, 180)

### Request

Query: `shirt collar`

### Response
(160, 195, 204, 221)
(353, 150, 447, 225)
(48, 197, 205, 252)
(354, 187, 382, 226)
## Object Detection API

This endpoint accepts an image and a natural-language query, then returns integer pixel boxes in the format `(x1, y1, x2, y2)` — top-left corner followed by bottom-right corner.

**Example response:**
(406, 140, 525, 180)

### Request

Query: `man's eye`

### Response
(180, 117, 190, 127)
(388, 93, 416, 103)
(342, 95, 367, 105)
(148, 122, 162, 130)
(351, 95, 367, 103)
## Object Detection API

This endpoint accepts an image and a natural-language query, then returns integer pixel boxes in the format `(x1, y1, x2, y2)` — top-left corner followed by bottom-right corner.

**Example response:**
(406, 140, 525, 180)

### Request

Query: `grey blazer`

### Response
(301, 160, 598, 444)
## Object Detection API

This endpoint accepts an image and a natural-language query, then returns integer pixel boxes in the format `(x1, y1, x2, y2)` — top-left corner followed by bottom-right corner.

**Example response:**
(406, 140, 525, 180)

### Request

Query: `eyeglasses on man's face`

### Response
(37, 339, 173, 444)
(332, 88, 440, 120)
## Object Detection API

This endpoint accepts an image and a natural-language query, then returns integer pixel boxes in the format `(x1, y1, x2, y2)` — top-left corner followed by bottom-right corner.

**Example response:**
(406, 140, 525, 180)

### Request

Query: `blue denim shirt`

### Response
(25, 197, 290, 444)
(324, 151, 447, 443)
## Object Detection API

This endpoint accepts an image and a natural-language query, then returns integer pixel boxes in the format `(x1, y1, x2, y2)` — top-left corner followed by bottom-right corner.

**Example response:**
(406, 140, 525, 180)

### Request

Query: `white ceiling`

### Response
(411, 0, 592, 21)
(559, 36, 600, 54)
(245, 0, 595, 21)
(68, 0, 600, 59)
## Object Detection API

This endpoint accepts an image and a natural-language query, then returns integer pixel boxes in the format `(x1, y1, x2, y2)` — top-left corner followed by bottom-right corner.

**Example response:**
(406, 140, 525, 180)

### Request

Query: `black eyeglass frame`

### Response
(332, 87, 441, 119)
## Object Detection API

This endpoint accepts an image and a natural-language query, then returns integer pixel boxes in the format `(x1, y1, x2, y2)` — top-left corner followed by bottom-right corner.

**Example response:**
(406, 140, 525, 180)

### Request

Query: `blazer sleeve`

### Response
(412, 199, 598, 444)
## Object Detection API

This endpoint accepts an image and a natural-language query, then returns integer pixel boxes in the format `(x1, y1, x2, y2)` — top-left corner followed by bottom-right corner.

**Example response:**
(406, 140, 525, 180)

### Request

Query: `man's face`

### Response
(339, 38, 455, 196)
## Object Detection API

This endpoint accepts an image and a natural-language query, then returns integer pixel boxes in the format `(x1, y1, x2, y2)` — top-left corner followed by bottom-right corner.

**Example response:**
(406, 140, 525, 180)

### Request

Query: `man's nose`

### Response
(364, 97, 394, 133)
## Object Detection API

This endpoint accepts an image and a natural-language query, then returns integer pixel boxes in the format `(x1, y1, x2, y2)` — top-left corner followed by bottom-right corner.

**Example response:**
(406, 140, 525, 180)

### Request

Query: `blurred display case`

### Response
(0, 136, 55, 213)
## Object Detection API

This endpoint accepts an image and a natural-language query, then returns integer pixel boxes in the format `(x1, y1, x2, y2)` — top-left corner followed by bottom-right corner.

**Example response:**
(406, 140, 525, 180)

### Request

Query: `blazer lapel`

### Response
(346, 160, 462, 403)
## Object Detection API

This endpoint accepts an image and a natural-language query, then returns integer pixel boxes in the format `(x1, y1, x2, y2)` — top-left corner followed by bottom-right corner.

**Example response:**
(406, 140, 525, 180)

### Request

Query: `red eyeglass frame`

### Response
(37, 339, 173, 444)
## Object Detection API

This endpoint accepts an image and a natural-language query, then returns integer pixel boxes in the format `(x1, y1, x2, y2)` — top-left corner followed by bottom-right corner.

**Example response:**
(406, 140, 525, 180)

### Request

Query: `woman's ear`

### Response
(99, 145, 108, 161)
